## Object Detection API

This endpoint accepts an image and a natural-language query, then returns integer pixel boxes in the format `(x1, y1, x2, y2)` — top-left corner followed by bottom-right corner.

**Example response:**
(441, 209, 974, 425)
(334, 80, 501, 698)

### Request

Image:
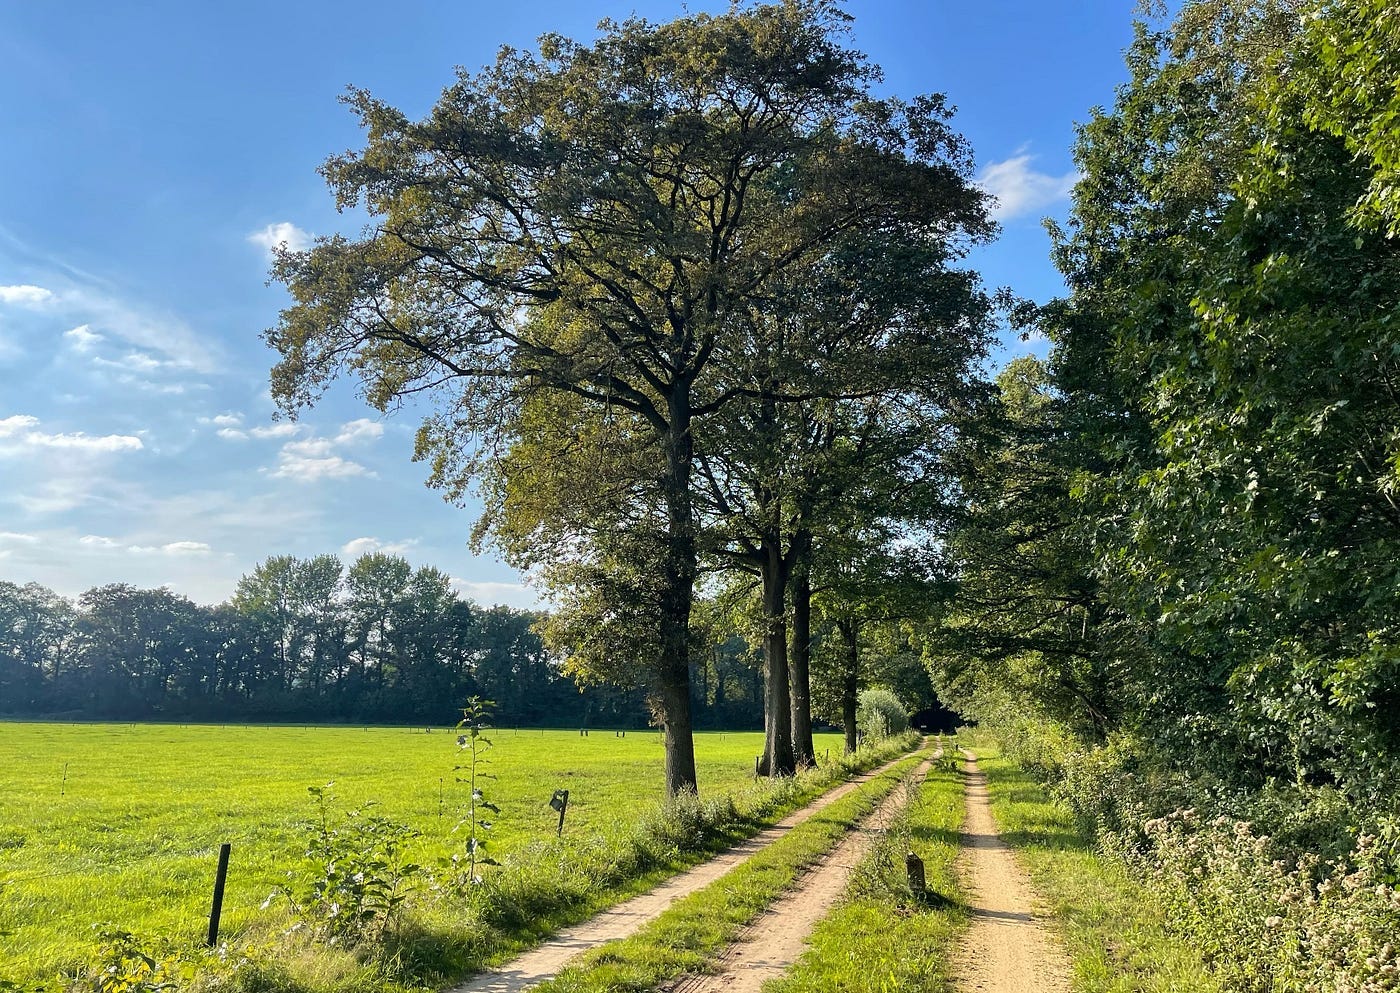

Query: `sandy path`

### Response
(668, 748, 940, 993)
(449, 748, 921, 993)
(952, 750, 1071, 993)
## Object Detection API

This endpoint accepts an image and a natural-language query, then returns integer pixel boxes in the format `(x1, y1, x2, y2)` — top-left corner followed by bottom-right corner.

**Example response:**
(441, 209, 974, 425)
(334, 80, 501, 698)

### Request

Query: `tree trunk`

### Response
(788, 530, 815, 767)
(658, 394, 700, 796)
(759, 532, 795, 776)
(837, 617, 861, 754)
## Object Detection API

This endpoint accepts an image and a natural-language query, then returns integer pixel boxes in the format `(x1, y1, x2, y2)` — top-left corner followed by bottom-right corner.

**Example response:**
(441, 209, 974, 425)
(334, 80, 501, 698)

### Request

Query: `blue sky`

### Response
(0, 1, 1136, 607)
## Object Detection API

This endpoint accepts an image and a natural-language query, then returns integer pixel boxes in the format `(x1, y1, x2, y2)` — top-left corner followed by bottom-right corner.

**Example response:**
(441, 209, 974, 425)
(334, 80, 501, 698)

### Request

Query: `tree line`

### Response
(0, 551, 935, 729)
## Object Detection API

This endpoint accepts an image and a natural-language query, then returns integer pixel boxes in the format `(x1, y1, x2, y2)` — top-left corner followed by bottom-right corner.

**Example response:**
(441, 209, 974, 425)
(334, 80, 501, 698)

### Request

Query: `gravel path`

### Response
(667, 748, 940, 993)
(448, 749, 921, 993)
(952, 750, 1072, 993)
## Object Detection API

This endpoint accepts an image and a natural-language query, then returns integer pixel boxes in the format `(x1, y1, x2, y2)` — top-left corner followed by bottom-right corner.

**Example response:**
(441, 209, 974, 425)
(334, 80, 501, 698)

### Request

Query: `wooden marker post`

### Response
(550, 789, 570, 835)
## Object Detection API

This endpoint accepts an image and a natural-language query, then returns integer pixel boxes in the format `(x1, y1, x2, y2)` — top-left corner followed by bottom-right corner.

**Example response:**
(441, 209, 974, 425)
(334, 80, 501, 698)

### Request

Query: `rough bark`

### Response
(788, 530, 816, 767)
(658, 397, 699, 795)
(759, 532, 795, 776)
(837, 617, 861, 754)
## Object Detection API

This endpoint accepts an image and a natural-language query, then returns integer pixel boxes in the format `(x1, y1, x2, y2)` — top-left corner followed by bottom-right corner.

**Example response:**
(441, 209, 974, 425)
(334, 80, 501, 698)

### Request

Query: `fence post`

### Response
(206, 843, 231, 946)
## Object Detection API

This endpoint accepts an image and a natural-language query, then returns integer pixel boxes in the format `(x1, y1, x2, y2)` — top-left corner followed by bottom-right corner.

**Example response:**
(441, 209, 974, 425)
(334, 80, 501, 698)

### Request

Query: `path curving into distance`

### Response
(449, 747, 923, 993)
(952, 749, 1072, 993)
(669, 748, 940, 993)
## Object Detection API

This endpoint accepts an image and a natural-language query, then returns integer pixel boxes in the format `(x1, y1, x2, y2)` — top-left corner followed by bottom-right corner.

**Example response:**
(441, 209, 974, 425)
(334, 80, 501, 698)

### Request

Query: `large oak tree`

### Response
(266, 0, 991, 794)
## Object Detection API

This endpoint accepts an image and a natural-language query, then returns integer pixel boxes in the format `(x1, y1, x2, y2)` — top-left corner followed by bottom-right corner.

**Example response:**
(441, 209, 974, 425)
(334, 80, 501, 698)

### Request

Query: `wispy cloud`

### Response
(266, 418, 382, 482)
(0, 413, 142, 453)
(270, 451, 374, 482)
(975, 152, 1079, 221)
(335, 418, 384, 444)
(0, 284, 54, 306)
(449, 577, 538, 609)
(248, 222, 312, 257)
(128, 540, 212, 556)
(341, 536, 419, 558)
(80, 534, 121, 548)
(63, 324, 103, 351)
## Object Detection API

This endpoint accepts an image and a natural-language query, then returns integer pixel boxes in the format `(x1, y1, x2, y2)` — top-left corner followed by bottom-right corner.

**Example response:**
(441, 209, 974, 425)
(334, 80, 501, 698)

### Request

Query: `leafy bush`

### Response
(856, 688, 908, 742)
(269, 784, 422, 945)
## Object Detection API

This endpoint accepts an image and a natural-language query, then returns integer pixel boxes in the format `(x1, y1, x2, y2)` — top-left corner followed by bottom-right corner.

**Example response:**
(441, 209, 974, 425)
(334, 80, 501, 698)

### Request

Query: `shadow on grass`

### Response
(999, 828, 1091, 852)
(907, 824, 964, 849)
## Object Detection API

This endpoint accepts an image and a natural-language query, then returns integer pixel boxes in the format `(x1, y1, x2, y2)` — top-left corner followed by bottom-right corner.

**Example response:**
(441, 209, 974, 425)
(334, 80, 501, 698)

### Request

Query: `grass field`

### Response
(0, 722, 852, 985)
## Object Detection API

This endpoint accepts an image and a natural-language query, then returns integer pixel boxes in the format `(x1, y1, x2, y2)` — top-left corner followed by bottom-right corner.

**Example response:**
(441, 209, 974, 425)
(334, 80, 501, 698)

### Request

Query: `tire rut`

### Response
(951, 749, 1071, 993)
(449, 747, 923, 993)
(666, 748, 940, 993)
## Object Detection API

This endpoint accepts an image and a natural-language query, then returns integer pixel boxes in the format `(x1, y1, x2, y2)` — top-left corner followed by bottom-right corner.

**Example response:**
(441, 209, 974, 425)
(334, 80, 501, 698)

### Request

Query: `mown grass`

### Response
(0, 723, 860, 987)
(529, 744, 934, 993)
(966, 738, 1222, 993)
(769, 743, 969, 993)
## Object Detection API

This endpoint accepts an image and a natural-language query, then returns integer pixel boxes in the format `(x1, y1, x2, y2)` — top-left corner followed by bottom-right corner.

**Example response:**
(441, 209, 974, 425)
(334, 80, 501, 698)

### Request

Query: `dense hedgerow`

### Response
(976, 703, 1400, 993)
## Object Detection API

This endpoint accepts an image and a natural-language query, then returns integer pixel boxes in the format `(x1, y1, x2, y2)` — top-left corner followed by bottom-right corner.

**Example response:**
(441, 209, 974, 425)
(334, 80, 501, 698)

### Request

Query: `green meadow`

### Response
(0, 722, 849, 982)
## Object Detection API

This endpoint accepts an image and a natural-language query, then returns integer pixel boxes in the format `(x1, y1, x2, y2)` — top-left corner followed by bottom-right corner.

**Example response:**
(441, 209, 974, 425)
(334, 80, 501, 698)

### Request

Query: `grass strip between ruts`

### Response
(767, 743, 969, 993)
(529, 744, 935, 993)
(968, 740, 1223, 993)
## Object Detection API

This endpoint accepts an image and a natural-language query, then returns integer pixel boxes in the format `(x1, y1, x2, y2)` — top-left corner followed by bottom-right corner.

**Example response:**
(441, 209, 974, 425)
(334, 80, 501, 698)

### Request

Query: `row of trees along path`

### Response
(266, 0, 997, 795)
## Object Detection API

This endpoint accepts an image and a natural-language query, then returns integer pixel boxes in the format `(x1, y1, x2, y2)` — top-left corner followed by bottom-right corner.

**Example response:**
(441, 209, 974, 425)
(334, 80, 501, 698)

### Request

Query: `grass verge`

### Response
(967, 739, 1222, 993)
(529, 744, 935, 993)
(767, 745, 968, 993)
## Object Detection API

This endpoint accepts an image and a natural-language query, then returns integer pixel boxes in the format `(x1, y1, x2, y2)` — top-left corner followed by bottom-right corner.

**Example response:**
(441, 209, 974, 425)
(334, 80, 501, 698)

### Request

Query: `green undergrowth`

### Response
(1, 728, 918, 993)
(529, 742, 933, 993)
(966, 737, 1222, 993)
(768, 743, 968, 993)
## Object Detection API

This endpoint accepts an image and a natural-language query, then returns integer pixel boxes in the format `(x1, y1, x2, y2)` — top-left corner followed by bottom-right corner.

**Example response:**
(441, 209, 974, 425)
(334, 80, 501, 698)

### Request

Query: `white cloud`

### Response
(28, 430, 142, 452)
(80, 534, 120, 548)
(0, 531, 38, 544)
(248, 222, 312, 257)
(975, 153, 1079, 221)
(0, 413, 142, 453)
(0, 414, 40, 436)
(94, 351, 167, 374)
(132, 540, 212, 556)
(250, 423, 299, 439)
(264, 420, 381, 482)
(216, 427, 249, 441)
(341, 536, 419, 558)
(205, 413, 242, 427)
(284, 438, 334, 458)
(64, 324, 104, 351)
(0, 284, 53, 306)
(269, 451, 374, 482)
(449, 578, 538, 609)
(335, 418, 384, 444)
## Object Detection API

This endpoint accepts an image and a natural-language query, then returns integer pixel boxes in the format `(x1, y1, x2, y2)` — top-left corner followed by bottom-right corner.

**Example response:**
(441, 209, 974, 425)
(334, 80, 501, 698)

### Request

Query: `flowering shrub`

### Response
(1129, 810, 1400, 992)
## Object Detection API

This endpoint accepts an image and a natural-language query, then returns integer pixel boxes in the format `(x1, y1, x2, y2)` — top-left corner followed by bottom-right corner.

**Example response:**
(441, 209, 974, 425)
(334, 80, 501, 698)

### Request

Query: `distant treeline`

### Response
(0, 552, 768, 727)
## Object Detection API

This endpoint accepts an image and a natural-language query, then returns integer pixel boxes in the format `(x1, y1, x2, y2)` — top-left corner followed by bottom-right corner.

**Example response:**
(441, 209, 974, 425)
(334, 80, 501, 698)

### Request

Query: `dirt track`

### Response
(449, 749, 919, 993)
(952, 750, 1072, 993)
(668, 750, 938, 993)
